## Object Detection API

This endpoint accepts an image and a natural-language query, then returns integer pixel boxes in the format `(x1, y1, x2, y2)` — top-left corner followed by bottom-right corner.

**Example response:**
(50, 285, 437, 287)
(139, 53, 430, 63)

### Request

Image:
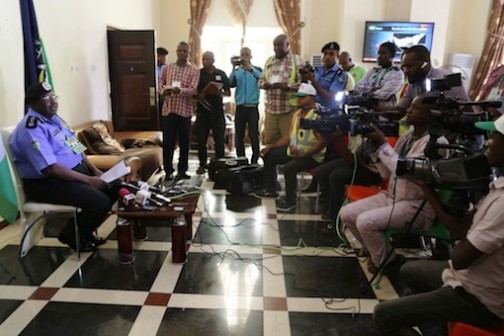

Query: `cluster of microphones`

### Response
(118, 181, 171, 210)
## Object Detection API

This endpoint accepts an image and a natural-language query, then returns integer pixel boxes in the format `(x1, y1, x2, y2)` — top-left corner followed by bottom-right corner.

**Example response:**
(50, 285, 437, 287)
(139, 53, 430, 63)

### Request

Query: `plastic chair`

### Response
(450, 322, 504, 336)
(367, 190, 453, 284)
(298, 167, 320, 213)
(0, 128, 81, 259)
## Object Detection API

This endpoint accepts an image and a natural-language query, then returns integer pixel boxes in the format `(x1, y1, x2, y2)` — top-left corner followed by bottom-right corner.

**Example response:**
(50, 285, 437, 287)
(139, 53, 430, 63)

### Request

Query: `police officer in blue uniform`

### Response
(10, 82, 120, 252)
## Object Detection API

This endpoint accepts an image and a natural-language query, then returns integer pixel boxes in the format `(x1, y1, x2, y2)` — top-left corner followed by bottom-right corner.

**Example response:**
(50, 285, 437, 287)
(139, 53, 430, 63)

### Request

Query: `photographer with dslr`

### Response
(373, 116, 504, 335)
(229, 47, 262, 164)
(354, 42, 404, 108)
(339, 94, 448, 274)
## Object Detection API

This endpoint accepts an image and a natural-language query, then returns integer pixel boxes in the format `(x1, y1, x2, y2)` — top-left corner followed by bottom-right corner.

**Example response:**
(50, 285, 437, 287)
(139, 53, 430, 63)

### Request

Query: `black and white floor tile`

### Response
(0, 151, 424, 335)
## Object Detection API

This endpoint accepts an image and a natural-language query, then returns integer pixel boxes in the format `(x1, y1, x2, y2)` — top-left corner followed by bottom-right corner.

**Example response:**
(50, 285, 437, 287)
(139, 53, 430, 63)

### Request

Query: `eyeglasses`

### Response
(41, 94, 59, 102)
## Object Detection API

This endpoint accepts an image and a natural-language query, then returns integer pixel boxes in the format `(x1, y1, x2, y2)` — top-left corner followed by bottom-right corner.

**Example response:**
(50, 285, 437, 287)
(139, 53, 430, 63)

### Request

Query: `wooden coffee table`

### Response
(115, 194, 199, 264)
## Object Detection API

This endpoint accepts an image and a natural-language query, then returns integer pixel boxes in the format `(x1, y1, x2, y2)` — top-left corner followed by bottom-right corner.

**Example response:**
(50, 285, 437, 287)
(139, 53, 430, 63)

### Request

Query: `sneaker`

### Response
(176, 172, 190, 179)
(196, 167, 206, 175)
(252, 190, 278, 199)
(276, 198, 296, 212)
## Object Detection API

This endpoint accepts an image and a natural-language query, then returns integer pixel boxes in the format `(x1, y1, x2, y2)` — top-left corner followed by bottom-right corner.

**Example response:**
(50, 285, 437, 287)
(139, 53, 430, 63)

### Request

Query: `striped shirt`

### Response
(159, 62, 200, 118)
(259, 52, 304, 115)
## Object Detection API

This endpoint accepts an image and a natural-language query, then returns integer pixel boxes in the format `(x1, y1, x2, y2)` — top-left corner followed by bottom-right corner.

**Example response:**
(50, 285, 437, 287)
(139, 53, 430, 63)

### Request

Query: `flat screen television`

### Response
(362, 21, 435, 63)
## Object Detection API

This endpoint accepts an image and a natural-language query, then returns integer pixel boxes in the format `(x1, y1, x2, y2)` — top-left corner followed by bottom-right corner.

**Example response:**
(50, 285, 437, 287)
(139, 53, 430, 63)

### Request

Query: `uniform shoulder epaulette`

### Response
(26, 116, 38, 129)
(336, 68, 343, 75)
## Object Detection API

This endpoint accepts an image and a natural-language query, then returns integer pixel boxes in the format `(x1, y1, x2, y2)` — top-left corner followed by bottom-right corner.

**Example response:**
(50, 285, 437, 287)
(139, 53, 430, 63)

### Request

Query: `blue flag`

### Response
(20, 0, 53, 111)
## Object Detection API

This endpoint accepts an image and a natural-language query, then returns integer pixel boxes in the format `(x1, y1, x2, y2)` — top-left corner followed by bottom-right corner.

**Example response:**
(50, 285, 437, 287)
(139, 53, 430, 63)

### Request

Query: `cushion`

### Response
(85, 121, 125, 155)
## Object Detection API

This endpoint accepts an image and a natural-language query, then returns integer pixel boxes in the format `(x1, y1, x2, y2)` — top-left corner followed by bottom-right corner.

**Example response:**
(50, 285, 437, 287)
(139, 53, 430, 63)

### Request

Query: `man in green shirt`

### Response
(340, 51, 366, 84)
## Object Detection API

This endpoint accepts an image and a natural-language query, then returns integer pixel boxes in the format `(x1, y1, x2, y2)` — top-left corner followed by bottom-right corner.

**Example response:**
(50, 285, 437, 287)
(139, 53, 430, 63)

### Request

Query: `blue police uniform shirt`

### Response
(229, 66, 262, 106)
(314, 64, 348, 110)
(10, 108, 84, 179)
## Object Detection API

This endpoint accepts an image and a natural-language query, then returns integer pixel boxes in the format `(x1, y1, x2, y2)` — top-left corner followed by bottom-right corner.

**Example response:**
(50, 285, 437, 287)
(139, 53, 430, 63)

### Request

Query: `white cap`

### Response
(295, 83, 317, 97)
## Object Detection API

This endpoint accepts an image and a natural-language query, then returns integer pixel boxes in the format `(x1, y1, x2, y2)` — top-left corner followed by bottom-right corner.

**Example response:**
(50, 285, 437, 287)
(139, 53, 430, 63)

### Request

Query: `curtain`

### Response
(188, 0, 213, 67)
(273, 0, 302, 55)
(227, 0, 254, 47)
(469, 0, 504, 100)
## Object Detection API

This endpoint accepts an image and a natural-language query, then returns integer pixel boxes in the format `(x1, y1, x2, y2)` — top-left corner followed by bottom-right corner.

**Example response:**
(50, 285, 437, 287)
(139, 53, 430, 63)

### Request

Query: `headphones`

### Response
(421, 61, 429, 69)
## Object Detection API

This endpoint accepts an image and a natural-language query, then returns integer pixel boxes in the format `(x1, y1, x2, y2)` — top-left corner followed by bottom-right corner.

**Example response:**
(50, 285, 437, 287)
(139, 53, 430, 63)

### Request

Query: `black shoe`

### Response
(58, 232, 98, 252)
(79, 241, 98, 253)
(176, 172, 190, 179)
(90, 236, 107, 246)
(253, 190, 278, 199)
(276, 198, 297, 212)
(165, 173, 174, 181)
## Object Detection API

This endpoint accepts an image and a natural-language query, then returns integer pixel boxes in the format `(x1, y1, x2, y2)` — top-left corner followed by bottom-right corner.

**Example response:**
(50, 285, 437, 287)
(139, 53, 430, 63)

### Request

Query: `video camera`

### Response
(298, 103, 399, 137)
(395, 73, 501, 190)
(345, 93, 380, 110)
(231, 56, 242, 66)
(349, 110, 399, 137)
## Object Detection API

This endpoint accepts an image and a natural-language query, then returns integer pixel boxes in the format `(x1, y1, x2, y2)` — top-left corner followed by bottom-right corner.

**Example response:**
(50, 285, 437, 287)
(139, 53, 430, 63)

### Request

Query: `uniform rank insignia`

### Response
(26, 116, 38, 129)
(31, 139, 41, 151)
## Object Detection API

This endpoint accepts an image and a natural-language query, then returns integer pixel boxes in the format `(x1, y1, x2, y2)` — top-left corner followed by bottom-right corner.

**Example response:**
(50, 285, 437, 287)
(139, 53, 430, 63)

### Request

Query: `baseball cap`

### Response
(295, 83, 317, 97)
(26, 82, 52, 102)
(321, 41, 340, 53)
(475, 115, 504, 135)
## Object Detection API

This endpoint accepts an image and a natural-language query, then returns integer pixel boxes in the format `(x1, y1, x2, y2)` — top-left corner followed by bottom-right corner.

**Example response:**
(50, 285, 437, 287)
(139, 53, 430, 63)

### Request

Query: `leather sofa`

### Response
(72, 120, 163, 182)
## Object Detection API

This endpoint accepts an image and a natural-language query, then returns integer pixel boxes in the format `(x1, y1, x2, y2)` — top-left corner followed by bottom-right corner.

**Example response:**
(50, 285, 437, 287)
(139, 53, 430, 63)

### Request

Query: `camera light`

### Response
(425, 79, 432, 92)
(335, 91, 345, 102)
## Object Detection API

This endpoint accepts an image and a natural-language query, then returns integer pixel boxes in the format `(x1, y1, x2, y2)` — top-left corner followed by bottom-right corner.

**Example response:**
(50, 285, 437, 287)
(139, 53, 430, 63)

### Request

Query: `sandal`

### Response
(367, 258, 380, 274)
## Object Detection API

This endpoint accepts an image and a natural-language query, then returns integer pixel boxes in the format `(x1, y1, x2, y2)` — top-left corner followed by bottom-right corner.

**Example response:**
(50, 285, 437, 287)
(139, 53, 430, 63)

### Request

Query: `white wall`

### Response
(0, 0, 495, 129)
(0, 0, 160, 128)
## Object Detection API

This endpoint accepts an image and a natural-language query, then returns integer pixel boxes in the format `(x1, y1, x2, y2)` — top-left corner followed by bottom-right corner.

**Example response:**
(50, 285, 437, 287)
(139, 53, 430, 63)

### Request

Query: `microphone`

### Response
(118, 188, 136, 207)
(122, 182, 170, 206)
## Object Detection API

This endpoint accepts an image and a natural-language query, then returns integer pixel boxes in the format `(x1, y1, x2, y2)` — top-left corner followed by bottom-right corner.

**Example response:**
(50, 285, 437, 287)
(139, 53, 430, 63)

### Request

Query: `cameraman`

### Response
(373, 116, 504, 335)
(388, 45, 469, 117)
(339, 94, 448, 274)
(302, 42, 354, 110)
(229, 47, 262, 164)
(354, 42, 404, 108)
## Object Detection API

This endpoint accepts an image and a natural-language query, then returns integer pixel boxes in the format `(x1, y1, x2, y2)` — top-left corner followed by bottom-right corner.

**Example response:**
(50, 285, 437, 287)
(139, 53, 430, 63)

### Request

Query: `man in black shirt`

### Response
(196, 51, 231, 174)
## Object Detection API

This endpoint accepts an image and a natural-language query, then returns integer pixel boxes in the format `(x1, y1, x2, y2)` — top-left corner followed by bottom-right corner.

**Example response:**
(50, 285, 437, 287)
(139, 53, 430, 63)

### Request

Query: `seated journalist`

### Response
(373, 115, 504, 335)
(339, 94, 448, 273)
(10, 82, 121, 252)
(254, 83, 326, 212)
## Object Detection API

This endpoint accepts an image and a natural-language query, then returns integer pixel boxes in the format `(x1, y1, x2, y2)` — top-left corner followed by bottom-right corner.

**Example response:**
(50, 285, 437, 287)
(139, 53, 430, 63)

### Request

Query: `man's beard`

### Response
(408, 70, 428, 84)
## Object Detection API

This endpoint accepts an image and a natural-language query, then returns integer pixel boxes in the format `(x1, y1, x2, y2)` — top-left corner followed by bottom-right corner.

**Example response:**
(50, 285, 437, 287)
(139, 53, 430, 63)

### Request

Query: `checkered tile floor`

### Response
(0, 152, 418, 336)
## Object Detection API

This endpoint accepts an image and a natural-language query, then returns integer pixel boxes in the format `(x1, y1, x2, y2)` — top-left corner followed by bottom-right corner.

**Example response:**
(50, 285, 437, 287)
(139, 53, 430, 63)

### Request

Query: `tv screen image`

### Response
(362, 21, 435, 63)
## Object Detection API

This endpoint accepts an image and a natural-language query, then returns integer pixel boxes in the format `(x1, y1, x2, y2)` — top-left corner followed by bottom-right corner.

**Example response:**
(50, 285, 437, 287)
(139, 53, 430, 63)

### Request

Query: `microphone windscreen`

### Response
(118, 188, 131, 198)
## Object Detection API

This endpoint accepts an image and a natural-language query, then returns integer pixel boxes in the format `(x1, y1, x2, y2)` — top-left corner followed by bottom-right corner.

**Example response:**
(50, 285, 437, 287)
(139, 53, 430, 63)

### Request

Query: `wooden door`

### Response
(108, 30, 159, 131)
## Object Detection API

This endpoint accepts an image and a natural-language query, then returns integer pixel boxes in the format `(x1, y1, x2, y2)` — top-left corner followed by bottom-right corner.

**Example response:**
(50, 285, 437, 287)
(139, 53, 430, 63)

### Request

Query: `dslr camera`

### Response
(230, 56, 242, 66)
(299, 62, 315, 75)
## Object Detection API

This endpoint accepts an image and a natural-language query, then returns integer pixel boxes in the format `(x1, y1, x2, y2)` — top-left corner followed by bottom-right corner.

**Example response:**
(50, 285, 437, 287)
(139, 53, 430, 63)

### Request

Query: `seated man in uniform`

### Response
(10, 82, 120, 252)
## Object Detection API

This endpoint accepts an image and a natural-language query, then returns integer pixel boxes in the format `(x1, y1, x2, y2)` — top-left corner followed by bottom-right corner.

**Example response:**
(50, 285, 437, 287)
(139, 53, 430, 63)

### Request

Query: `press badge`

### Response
(65, 136, 87, 154)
